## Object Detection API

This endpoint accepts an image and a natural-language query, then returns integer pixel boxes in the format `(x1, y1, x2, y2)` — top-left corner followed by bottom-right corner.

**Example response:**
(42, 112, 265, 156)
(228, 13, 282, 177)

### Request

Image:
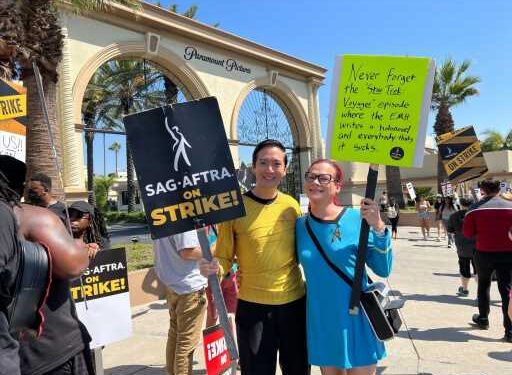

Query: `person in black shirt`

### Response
(27, 173, 66, 220)
(447, 198, 476, 296)
(0, 175, 22, 375)
(19, 204, 98, 374)
(0, 156, 89, 375)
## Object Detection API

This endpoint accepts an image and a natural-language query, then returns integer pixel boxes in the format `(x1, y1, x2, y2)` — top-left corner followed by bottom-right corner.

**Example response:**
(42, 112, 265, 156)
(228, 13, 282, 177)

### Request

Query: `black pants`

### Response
(458, 256, 476, 279)
(474, 251, 512, 331)
(42, 350, 94, 375)
(236, 297, 309, 375)
(389, 217, 399, 235)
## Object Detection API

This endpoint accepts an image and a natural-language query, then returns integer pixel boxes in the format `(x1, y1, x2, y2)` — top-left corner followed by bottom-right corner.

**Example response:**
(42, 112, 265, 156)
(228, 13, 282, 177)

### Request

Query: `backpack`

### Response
(387, 205, 398, 219)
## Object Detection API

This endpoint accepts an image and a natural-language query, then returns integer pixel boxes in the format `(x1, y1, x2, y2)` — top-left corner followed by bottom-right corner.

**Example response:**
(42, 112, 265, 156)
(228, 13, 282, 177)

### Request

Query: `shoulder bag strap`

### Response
(304, 217, 373, 287)
(305, 217, 355, 287)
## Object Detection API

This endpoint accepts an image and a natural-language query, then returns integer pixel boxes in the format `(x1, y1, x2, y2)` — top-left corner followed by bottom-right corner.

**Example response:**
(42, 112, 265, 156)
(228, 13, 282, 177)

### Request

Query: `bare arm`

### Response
(179, 246, 203, 260)
(16, 204, 89, 279)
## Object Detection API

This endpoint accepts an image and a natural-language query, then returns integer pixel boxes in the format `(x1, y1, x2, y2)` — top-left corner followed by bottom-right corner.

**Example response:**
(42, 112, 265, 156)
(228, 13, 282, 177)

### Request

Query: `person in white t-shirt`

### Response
(154, 230, 207, 375)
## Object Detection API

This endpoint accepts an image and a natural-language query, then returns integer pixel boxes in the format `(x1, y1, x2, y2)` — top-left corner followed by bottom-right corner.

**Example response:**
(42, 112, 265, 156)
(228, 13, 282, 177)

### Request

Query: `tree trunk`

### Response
(434, 103, 455, 194)
(24, 71, 64, 199)
(115, 150, 118, 176)
(85, 130, 95, 205)
(126, 142, 136, 212)
(437, 157, 448, 195)
(385, 166, 405, 208)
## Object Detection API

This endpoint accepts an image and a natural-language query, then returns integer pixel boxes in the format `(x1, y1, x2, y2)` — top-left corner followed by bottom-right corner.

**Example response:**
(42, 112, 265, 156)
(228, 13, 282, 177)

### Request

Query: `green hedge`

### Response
(105, 211, 147, 224)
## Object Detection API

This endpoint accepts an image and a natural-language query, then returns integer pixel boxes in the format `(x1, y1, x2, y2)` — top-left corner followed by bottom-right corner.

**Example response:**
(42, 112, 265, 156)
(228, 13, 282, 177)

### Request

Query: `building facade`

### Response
(56, 2, 326, 199)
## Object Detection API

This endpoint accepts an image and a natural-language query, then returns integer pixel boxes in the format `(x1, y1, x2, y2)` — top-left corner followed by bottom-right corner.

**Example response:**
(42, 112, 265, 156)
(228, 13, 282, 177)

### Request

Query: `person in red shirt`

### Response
(463, 179, 512, 342)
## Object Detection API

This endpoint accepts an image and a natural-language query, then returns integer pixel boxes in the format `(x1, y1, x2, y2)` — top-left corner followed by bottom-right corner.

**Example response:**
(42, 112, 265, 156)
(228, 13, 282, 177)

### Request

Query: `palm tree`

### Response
(109, 141, 122, 176)
(0, 0, 139, 199)
(82, 69, 115, 204)
(481, 129, 512, 152)
(94, 175, 115, 213)
(83, 59, 167, 211)
(431, 59, 481, 192)
(0, 1, 22, 80)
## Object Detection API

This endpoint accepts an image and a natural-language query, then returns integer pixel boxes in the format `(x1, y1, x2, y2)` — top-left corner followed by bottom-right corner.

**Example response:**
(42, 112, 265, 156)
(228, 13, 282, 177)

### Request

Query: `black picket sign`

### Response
(123, 97, 246, 239)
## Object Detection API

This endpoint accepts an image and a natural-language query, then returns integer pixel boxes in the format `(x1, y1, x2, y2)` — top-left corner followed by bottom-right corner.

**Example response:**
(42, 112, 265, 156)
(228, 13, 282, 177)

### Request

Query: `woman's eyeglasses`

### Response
(304, 172, 338, 185)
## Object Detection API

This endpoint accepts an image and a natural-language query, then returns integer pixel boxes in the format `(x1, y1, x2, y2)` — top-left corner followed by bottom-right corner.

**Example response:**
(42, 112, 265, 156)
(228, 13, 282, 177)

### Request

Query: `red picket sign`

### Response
(203, 324, 232, 375)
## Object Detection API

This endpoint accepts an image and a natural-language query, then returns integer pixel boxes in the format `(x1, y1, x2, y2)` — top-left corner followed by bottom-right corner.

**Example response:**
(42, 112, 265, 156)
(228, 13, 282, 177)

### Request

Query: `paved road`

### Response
(102, 226, 512, 374)
(108, 224, 152, 245)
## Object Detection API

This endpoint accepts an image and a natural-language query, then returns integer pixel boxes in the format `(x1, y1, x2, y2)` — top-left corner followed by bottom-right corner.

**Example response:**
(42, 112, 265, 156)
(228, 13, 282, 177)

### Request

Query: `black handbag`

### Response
(7, 239, 51, 337)
(305, 218, 403, 341)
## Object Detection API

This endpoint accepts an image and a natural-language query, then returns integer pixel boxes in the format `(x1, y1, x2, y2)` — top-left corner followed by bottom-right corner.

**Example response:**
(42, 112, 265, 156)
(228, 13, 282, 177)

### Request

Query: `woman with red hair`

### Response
(296, 159, 393, 375)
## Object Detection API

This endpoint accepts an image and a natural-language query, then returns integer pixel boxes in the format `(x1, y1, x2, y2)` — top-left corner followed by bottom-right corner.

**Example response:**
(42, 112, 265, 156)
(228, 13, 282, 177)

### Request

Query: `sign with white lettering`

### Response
(70, 249, 132, 348)
(124, 97, 246, 239)
(203, 324, 232, 375)
(326, 55, 435, 167)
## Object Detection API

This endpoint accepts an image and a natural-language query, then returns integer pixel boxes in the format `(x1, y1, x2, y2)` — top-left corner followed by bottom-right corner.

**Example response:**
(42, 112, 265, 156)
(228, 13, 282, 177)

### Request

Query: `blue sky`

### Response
(91, 0, 512, 175)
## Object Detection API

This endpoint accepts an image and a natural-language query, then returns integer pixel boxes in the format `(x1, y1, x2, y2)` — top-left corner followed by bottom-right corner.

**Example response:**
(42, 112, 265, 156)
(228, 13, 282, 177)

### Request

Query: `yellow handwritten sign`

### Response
(327, 55, 435, 167)
(0, 79, 27, 120)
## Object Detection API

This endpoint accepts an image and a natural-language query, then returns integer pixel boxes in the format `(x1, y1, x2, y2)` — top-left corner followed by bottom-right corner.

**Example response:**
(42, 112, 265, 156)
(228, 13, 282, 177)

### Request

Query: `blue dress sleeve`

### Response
(367, 228, 393, 278)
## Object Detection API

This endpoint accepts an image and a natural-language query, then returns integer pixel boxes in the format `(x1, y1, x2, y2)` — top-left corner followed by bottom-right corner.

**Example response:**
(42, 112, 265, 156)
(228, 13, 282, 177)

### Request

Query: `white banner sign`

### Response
(70, 249, 132, 348)
(0, 123, 26, 162)
(406, 182, 416, 201)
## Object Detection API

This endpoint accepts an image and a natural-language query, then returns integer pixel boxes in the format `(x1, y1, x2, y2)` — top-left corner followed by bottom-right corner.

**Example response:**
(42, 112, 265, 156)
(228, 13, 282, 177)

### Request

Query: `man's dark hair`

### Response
(478, 179, 500, 195)
(252, 139, 288, 166)
(460, 197, 473, 207)
(0, 155, 26, 205)
(83, 207, 110, 249)
(30, 172, 52, 191)
(0, 172, 19, 206)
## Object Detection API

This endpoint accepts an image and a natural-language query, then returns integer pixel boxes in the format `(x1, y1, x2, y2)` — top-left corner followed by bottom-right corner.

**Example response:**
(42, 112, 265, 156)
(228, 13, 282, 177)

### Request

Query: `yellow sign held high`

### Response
(0, 94, 26, 120)
(436, 126, 488, 183)
(0, 79, 27, 121)
(326, 55, 435, 167)
(444, 141, 481, 174)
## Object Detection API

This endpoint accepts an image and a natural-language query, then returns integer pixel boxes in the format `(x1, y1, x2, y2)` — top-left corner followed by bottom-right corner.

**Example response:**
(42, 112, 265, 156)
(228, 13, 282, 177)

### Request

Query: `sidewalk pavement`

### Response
(102, 226, 512, 375)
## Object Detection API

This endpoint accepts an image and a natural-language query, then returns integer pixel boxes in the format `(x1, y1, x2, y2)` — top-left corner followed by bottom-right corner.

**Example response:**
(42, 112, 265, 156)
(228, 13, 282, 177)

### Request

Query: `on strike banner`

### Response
(436, 126, 488, 184)
(124, 97, 245, 239)
(203, 325, 232, 375)
(70, 248, 132, 349)
(0, 79, 27, 161)
(326, 55, 435, 167)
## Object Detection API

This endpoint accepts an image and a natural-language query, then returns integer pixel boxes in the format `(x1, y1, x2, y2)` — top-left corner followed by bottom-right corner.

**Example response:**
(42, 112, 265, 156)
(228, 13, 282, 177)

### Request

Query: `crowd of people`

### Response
(409, 180, 512, 342)
(2, 138, 512, 375)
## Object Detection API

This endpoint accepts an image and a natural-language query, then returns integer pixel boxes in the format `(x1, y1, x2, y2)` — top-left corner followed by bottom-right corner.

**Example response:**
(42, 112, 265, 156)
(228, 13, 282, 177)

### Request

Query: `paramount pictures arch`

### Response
(56, 2, 325, 199)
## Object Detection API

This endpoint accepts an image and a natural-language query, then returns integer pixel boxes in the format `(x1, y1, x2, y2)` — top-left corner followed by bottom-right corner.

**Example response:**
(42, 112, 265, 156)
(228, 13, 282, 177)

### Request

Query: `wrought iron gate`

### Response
(237, 88, 301, 199)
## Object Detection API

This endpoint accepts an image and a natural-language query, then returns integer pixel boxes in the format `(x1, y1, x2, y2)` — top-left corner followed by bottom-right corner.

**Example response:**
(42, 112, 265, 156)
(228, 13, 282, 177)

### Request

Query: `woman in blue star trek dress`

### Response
(296, 159, 393, 375)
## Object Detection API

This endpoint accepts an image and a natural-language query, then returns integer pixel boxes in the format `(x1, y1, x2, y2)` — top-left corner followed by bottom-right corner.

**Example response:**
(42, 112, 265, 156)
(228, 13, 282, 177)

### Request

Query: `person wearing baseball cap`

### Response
(68, 201, 110, 253)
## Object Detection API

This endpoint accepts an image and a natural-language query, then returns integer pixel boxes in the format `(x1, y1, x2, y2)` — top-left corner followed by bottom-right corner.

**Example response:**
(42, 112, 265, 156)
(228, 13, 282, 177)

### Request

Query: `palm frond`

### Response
(67, 0, 141, 14)
(182, 5, 198, 19)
